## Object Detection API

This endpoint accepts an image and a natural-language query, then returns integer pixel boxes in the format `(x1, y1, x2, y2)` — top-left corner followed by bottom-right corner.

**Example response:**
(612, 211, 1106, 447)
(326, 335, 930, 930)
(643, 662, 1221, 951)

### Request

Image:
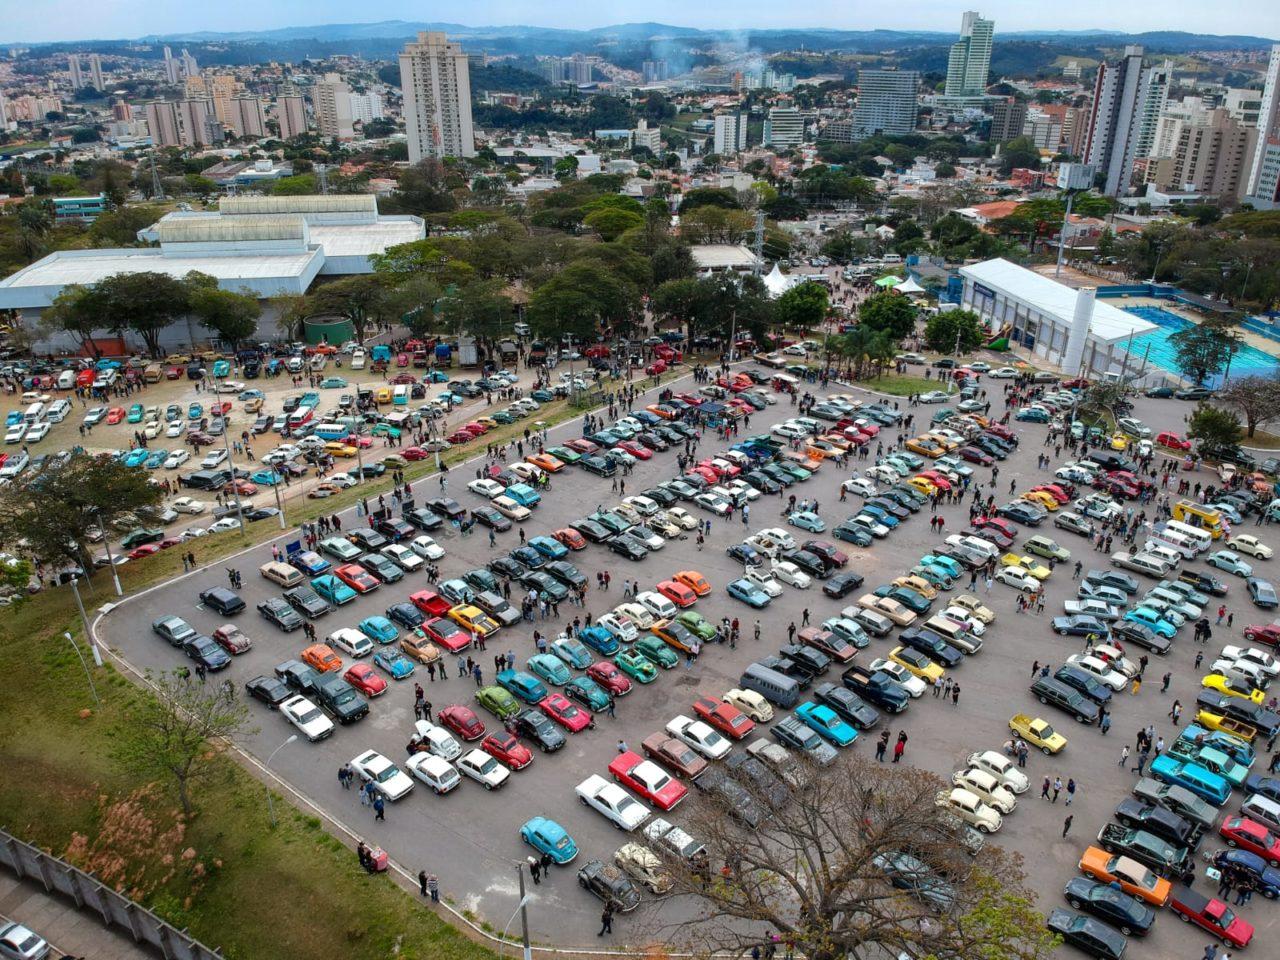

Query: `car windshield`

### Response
(376, 764, 400, 783)
(297, 707, 322, 724)
(479, 757, 498, 775)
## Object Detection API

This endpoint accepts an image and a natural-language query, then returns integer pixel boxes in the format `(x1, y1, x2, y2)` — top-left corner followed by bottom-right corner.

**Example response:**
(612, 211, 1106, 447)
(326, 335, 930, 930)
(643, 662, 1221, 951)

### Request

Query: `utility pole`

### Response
(753, 211, 765, 276)
(516, 864, 532, 960)
(69, 578, 103, 667)
(1054, 189, 1076, 279)
(95, 509, 123, 597)
(215, 373, 246, 532)
(64, 632, 100, 706)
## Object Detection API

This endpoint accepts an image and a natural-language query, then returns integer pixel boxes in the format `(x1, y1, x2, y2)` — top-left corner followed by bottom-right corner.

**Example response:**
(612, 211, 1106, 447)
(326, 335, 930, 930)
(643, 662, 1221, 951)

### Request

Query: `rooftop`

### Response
(690, 244, 760, 270)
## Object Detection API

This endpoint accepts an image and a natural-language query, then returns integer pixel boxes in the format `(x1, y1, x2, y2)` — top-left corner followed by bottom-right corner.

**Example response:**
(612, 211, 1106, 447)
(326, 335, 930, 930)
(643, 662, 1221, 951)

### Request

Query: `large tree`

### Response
(1187, 403, 1244, 456)
(189, 286, 261, 349)
(1218, 375, 1280, 438)
(924, 308, 986, 353)
(86, 271, 193, 357)
(307, 274, 393, 344)
(774, 281, 830, 336)
(1169, 320, 1240, 387)
(858, 292, 919, 342)
(526, 261, 638, 343)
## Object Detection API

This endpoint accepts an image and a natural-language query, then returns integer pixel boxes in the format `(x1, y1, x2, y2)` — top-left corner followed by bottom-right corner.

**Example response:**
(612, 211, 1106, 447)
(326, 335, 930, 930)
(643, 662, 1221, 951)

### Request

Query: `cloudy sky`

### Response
(4, 0, 1277, 43)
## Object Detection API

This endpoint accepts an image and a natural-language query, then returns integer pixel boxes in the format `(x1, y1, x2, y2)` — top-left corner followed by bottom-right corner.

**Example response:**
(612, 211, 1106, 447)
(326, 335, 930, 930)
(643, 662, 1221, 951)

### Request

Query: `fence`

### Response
(0, 827, 221, 960)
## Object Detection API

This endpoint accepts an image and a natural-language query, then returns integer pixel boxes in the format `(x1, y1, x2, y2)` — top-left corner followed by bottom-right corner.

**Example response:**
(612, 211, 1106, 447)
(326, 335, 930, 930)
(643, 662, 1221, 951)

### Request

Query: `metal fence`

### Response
(0, 828, 221, 960)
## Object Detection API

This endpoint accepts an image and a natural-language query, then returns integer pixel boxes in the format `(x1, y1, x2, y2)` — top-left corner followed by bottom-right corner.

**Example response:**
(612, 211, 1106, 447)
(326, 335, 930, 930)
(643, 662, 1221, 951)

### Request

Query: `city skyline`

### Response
(3, 0, 1278, 44)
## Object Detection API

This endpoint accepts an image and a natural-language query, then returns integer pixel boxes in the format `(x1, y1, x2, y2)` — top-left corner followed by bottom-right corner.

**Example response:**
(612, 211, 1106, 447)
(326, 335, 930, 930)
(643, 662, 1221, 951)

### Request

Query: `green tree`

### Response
(1187, 404, 1244, 455)
(774, 281, 829, 335)
(308, 274, 393, 344)
(91, 271, 193, 357)
(271, 174, 318, 195)
(858, 292, 918, 341)
(0, 555, 34, 604)
(267, 292, 310, 341)
(527, 261, 639, 342)
(999, 136, 1041, 173)
(679, 187, 741, 211)
(582, 206, 643, 241)
(1170, 321, 1240, 386)
(553, 156, 579, 181)
(924, 308, 986, 353)
(39, 285, 103, 357)
(189, 286, 262, 349)
(14, 198, 53, 261)
(88, 204, 165, 246)
(446, 279, 514, 342)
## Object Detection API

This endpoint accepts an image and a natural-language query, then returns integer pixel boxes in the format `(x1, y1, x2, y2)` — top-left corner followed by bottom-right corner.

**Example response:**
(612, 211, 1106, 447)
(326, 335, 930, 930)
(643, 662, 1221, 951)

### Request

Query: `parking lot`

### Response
(94, 367, 1280, 954)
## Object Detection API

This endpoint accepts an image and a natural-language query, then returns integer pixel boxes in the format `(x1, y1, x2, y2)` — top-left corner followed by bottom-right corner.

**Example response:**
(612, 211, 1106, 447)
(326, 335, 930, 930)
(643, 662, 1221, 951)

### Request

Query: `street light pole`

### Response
(264, 733, 297, 827)
(511, 864, 533, 960)
(270, 468, 287, 529)
(69, 577, 103, 666)
(94, 509, 123, 597)
(214, 373, 246, 532)
(63, 631, 100, 706)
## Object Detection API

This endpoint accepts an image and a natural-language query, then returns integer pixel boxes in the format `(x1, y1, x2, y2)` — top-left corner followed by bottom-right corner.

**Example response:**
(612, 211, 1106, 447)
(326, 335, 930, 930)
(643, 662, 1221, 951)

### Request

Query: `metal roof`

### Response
(219, 194, 377, 216)
(158, 214, 308, 244)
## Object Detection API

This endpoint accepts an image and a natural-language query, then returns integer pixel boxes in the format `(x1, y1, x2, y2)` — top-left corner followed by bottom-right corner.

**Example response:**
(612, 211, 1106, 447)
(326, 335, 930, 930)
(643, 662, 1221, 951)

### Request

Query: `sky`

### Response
(3, 0, 1277, 44)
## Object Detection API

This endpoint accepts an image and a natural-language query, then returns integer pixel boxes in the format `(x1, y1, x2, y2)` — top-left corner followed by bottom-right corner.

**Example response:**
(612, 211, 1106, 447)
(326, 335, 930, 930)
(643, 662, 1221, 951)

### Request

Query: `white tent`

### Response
(763, 263, 800, 299)
(894, 277, 926, 295)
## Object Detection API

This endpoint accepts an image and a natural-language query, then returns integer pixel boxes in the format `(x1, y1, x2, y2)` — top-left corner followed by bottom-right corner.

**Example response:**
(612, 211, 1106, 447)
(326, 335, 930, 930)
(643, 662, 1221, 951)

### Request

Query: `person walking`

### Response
(529, 859, 541, 885)
(418, 870, 429, 896)
(373, 795, 385, 822)
(1052, 776, 1062, 803)
(598, 901, 614, 936)
(951, 683, 960, 706)
(1041, 777, 1051, 800)
(1062, 815, 1073, 838)
(1066, 778, 1076, 805)
(1119, 744, 1130, 766)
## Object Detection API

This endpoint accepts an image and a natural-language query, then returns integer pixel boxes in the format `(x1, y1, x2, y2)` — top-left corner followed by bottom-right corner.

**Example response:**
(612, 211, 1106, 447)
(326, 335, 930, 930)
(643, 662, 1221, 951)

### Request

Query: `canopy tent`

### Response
(763, 263, 801, 299)
(894, 277, 926, 294)
(874, 275, 904, 288)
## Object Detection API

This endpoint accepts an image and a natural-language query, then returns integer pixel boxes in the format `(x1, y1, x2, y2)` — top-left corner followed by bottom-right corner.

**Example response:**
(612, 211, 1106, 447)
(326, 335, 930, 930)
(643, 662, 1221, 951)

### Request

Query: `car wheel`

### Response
(1226, 838, 1237, 847)
(1042, 746, 1052, 755)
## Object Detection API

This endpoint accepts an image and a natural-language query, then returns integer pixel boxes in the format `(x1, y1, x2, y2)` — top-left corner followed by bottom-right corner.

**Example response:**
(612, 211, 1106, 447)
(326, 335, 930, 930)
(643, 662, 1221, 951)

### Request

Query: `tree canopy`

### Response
(924, 308, 986, 353)
(1169, 320, 1240, 386)
(858, 292, 919, 341)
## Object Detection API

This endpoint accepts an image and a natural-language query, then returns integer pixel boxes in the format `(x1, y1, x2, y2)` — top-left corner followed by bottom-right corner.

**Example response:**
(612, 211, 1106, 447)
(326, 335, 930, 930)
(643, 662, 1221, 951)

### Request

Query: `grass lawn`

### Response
(852, 373, 939, 397)
(1243, 429, 1280, 451)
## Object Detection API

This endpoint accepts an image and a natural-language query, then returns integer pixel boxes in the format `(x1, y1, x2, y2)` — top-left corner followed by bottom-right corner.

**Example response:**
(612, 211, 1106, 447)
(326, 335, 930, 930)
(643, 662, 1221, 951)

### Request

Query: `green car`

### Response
(614, 651, 659, 683)
(545, 445, 581, 464)
(370, 423, 401, 438)
(475, 685, 521, 720)
(1024, 535, 1071, 562)
(319, 376, 348, 389)
(676, 611, 718, 642)
(564, 676, 612, 712)
(633, 636, 679, 670)
(491, 411, 515, 425)
(910, 564, 953, 590)
(126, 403, 145, 423)
(527, 653, 572, 686)
(778, 463, 811, 482)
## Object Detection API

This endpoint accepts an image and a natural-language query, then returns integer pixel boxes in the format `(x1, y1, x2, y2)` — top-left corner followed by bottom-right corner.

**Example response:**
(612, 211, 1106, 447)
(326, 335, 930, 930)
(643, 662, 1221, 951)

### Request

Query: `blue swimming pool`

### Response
(1117, 306, 1280, 387)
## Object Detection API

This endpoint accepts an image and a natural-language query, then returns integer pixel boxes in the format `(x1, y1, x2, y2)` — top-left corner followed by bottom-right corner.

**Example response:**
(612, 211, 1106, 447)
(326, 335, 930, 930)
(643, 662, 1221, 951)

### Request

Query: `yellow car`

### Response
(448, 604, 499, 638)
(922, 433, 958, 452)
(817, 433, 852, 452)
(891, 574, 938, 600)
(244, 397, 263, 413)
(952, 593, 995, 624)
(889, 646, 944, 683)
(375, 387, 393, 404)
(907, 476, 938, 496)
(1020, 491, 1059, 512)
(324, 441, 358, 458)
(475, 417, 500, 429)
(1109, 433, 1128, 451)
(1201, 674, 1265, 704)
(905, 438, 944, 458)
(998, 553, 1050, 580)
(1194, 710, 1257, 741)
(1009, 713, 1067, 754)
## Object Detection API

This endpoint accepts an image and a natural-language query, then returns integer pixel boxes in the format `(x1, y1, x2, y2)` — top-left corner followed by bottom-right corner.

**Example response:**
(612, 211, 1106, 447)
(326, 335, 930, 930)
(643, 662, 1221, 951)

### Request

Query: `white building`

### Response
(349, 92, 385, 124)
(1246, 44, 1280, 200)
(314, 74, 354, 140)
(853, 70, 920, 138)
(763, 107, 805, 147)
(1084, 46, 1171, 196)
(945, 11, 995, 99)
(399, 31, 476, 162)
(632, 119, 661, 153)
(713, 113, 747, 155)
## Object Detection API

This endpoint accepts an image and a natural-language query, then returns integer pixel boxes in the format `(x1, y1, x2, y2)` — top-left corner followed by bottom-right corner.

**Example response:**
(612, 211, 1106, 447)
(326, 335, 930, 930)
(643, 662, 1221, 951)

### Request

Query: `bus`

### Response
(1171, 501, 1224, 539)
(287, 405, 315, 431)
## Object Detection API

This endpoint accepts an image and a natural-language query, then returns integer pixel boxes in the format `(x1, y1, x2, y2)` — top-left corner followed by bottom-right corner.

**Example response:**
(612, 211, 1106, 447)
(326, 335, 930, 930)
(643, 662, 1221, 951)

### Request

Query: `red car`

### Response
(688, 466, 718, 484)
(674, 393, 702, 406)
(973, 515, 1017, 539)
(211, 401, 232, 416)
(410, 590, 452, 617)
(538, 693, 593, 732)
(692, 695, 755, 740)
(1169, 887, 1253, 948)
(106, 407, 126, 425)
(656, 580, 698, 608)
(211, 624, 252, 655)
(964, 526, 1012, 549)
(839, 428, 870, 447)
(464, 421, 491, 435)
(402, 446, 431, 461)
(958, 446, 994, 466)
(159, 537, 183, 549)
(1029, 484, 1069, 504)
(645, 359, 668, 376)
(128, 544, 161, 559)
(985, 423, 1016, 442)
(439, 704, 486, 741)
(447, 431, 474, 444)
(803, 541, 848, 568)
(1156, 431, 1192, 451)
(565, 438, 598, 455)
(586, 661, 632, 697)
(334, 564, 380, 594)
(224, 479, 259, 497)
(618, 441, 652, 461)
(1220, 816, 1280, 863)
(695, 460, 726, 479)
(344, 662, 388, 697)
(165, 366, 183, 380)
(917, 471, 952, 492)
(553, 528, 587, 550)
(607, 751, 688, 811)
(423, 617, 472, 653)
(1243, 623, 1280, 648)
(481, 732, 534, 770)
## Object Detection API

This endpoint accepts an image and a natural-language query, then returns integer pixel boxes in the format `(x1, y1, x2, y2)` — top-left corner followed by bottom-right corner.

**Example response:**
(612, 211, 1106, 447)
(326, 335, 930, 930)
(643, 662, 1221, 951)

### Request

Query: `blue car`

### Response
(358, 616, 399, 645)
(528, 536, 568, 560)
(1213, 850, 1280, 898)
(144, 449, 168, 469)
(551, 636, 593, 669)
(727, 578, 772, 608)
(788, 510, 826, 533)
(1123, 607, 1177, 639)
(510, 546, 545, 569)
(795, 701, 859, 747)
(859, 504, 899, 529)
(374, 648, 416, 679)
(520, 817, 578, 864)
(212, 359, 231, 378)
(5, 411, 21, 427)
(311, 574, 357, 606)
(918, 554, 962, 579)
(289, 550, 330, 575)
(426, 370, 450, 383)
(124, 448, 150, 467)
(497, 669, 549, 704)
(578, 624, 620, 655)
(251, 469, 282, 486)
(187, 402, 203, 420)
(527, 653, 572, 686)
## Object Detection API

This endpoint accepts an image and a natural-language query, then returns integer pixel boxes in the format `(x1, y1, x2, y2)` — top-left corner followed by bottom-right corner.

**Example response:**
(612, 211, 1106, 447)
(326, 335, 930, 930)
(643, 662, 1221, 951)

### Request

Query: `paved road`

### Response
(95, 370, 1280, 954)
(0, 874, 156, 960)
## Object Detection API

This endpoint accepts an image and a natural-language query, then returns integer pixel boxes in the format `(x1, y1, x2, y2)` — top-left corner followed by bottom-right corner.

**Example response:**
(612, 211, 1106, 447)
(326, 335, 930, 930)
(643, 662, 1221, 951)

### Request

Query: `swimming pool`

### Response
(1117, 305, 1280, 387)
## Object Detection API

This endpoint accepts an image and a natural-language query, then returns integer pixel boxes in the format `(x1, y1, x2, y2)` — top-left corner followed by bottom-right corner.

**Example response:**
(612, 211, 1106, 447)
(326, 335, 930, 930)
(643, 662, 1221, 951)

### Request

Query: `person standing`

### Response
(892, 731, 907, 763)
(875, 731, 889, 762)
(598, 901, 614, 937)
(1062, 815, 1073, 838)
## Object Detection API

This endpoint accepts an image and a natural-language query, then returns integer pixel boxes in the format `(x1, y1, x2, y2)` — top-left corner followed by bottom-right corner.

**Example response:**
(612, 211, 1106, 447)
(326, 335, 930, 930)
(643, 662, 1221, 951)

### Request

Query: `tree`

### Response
(1217, 375, 1280, 438)
(828, 326, 897, 380)
(680, 206, 753, 245)
(308, 274, 393, 344)
(924, 308, 986, 353)
(582, 206, 642, 241)
(998, 136, 1041, 173)
(679, 187, 741, 211)
(446, 279, 514, 342)
(774, 281, 829, 336)
(189, 286, 261, 349)
(271, 174, 318, 195)
(656, 754, 1058, 960)
(268, 292, 310, 341)
(553, 156, 579, 181)
(111, 671, 253, 818)
(1187, 404, 1244, 455)
(527, 261, 638, 342)
(858, 292, 919, 341)
(90, 272, 193, 357)
(39, 285, 103, 357)
(1170, 321, 1240, 386)
(14, 199, 53, 261)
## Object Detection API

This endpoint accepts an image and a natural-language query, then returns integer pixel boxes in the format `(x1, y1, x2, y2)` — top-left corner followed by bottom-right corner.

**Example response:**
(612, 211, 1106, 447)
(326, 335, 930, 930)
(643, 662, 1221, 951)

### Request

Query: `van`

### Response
(57, 370, 76, 390)
(1240, 794, 1280, 833)
(287, 405, 315, 430)
(1148, 754, 1230, 805)
(23, 402, 44, 423)
(313, 422, 351, 442)
(925, 616, 983, 654)
(1111, 552, 1171, 578)
(1148, 528, 1197, 560)
(1161, 520, 1212, 554)
(739, 663, 801, 708)
(143, 363, 163, 383)
(260, 561, 304, 588)
(1172, 500, 1224, 539)
(1141, 542, 1183, 569)
(385, 411, 418, 432)
(392, 385, 410, 407)
(44, 399, 71, 423)
(880, 253, 903, 264)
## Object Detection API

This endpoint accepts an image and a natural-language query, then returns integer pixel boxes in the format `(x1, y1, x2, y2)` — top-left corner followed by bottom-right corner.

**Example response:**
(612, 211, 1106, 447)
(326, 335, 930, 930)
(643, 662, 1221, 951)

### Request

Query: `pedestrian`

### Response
(1041, 776, 1051, 799)
(1161, 672, 1172, 693)
(418, 869, 429, 896)
(951, 683, 960, 706)
(893, 731, 907, 763)
(1062, 815, 1073, 838)
(1131, 676, 1142, 696)
(1066, 778, 1076, 805)
(875, 730, 888, 761)
(1119, 744, 1130, 766)
(1052, 776, 1062, 802)
(1170, 699, 1182, 723)
(617, 739, 628, 754)
(373, 795, 385, 821)
(427, 873, 439, 902)
(530, 859, 541, 885)
(598, 901, 614, 937)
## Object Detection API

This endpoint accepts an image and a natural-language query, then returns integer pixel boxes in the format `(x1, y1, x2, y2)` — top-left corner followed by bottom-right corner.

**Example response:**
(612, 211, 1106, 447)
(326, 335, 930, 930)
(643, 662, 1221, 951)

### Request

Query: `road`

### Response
(94, 368, 1279, 955)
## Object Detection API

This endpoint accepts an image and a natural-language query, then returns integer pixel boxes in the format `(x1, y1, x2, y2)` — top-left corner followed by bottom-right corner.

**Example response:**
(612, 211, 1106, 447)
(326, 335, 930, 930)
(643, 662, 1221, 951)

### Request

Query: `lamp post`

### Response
(501, 865, 533, 960)
(94, 509, 124, 597)
(68, 577, 103, 666)
(270, 466, 287, 530)
(265, 733, 297, 827)
(63, 631, 100, 707)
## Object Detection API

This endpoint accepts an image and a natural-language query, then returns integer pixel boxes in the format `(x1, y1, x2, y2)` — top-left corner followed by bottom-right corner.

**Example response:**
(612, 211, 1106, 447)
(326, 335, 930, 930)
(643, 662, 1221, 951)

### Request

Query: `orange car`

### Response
(526, 452, 564, 473)
(400, 633, 441, 664)
(656, 580, 698, 608)
(1077, 848, 1172, 906)
(673, 570, 711, 596)
(553, 527, 587, 550)
(817, 433, 852, 452)
(645, 404, 677, 420)
(301, 643, 343, 673)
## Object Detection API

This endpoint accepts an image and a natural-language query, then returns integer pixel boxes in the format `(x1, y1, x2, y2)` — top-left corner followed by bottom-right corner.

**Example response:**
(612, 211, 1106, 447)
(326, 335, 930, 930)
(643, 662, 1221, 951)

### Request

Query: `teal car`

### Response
(633, 636, 679, 669)
(788, 510, 826, 533)
(520, 816, 578, 864)
(491, 411, 515, 425)
(530, 389, 555, 402)
(187, 402, 203, 420)
(124, 448, 150, 467)
(676, 611, 718, 642)
(614, 651, 658, 683)
(1178, 725, 1255, 767)
(212, 360, 231, 378)
(320, 376, 348, 389)
(370, 423, 401, 438)
(795, 701, 859, 747)
(911, 564, 954, 589)
(578, 624, 620, 655)
(358, 616, 399, 645)
(476, 685, 522, 720)
(1123, 607, 1177, 639)
(311, 574, 357, 606)
(127, 403, 144, 423)
(1165, 741, 1248, 787)
(1148, 754, 1230, 805)
(564, 676, 612, 712)
(1015, 407, 1050, 423)
(426, 370, 450, 383)
(918, 554, 962, 579)
(496, 668, 548, 704)
(778, 462, 812, 482)
(551, 636, 593, 670)
(528, 536, 568, 560)
(527, 653, 572, 686)
(373, 648, 415, 679)
(144, 449, 169, 469)
(251, 469, 282, 486)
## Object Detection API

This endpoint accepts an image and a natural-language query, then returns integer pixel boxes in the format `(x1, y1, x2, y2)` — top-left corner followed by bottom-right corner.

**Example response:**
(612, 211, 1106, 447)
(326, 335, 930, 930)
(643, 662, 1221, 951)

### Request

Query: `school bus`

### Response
(1172, 501, 1224, 539)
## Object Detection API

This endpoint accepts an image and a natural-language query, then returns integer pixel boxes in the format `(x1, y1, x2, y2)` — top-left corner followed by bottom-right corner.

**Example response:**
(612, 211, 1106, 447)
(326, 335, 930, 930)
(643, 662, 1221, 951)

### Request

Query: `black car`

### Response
(245, 507, 280, 522)
(1144, 386, 1175, 399)
(898, 628, 964, 668)
(314, 674, 369, 723)
(427, 497, 466, 521)
(1196, 690, 1280, 737)
(461, 568, 500, 594)
(1178, 570, 1228, 596)
(360, 553, 405, 584)
(743, 471, 782, 495)
(813, 681, 880, 729)
(881, 488, 923, 512)
(284, 585, 332, 619)
(758, 654, 814, 688)
(152, 615, 196, 646)
(823, 571, 866, 599)
(1110, 621, 1172, 655)
(402, 507, 444, 531)
(576, 859, 641, 912)
(521, 571, 569, 601)
(199, 587, 245, 615)
(257, 597, 304, 631)
(1113, 798, 1198, 848)
(866, 497, 910, 520)
(641, 486, 677, 506)
(779, 643, 831, 678)
(1083, 570, 1140, 595)
(183, 635, 231, 671)
(275, 658, 321, 695)
(761, 464, 796, 487)
(488, 556, 529, 579)
(637, 432, 669, 452)
(888, 484, 929, 507)
(371, 516, 415, 542)
(544, 561, 587, 589)
(359, 463, 386, 478)
(1045, 909, 1126, 960)
(580, 455, 616, 477)
(782, 549, 830, 579)
(346, 528, 388, 552)
(1029, 676, 1101, 724)
(574, 519, 614, 543)
(609, 536, 648, 561)
(726, 543, 765, 566)
(722, 752, 790, 810)
(694, 767, 769, 827)
(245, 674, 292, 709)
(505, 708, 565, 752)
(386, 602, 427, 629)
(1063, 878, 1155, 937)
(471, 507, 512, 532)
(1054, 665, 1113, 705)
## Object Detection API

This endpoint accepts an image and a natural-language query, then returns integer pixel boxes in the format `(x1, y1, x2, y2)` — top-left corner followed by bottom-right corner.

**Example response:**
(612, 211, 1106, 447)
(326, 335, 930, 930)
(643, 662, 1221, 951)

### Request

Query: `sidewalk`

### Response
(0, 874, 156, 960)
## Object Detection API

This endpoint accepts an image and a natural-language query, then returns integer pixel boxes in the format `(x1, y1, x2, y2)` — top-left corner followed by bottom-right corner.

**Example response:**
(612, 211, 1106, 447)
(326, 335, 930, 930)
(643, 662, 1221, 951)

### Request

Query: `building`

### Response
(1145, 108, 1257, 201)
(763, 107, 805, 147)
(399, 32, 476, 162)
(314, 74, 354, 140)
(713, 112, 747, 154)
(145, 100, 182, 148)
(348, 92, 384, 124)
(1084, 46, 1170, 196)
(568, 54, 594, 84)
(0, 94, 7, 127)
(1133, 60, 1173, 160)
(1246, 44, 1280, 200)
(229, 96, 267, 139)
(1247, 138, 1280, 208)
(111, 97, 131, 122)
(988, 99, 1028, 142)
(945, 11, 995, 99)
(1064, 60, 1082, 81)
(852, 69, 920, 138)
(542, 58, 566, 84)
(818, 118, 856, 143)
(180, 49, 198, 78)
(1222, 87, 1263, 125)
(7, 95, 62, 122)
(52, 195, 107, 222)
(177, 98, 221, 147)
(642, 60, 669, 84)
(68, 55, 84, 90)
(89, 54, 104, 92)
(632, 119, 661, 153)
(276, 93, 308, 140)
(162, 46, 180, 84)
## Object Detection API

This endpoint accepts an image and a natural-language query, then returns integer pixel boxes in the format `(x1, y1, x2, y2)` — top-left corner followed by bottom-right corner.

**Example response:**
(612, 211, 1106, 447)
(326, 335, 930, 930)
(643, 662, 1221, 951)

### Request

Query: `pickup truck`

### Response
(1168, 885, 1254, 948)
(771, 715, 837, 766)
(1008, 714, 1067, 754)
(410, 590, 453, 618)
(1096, 823, 1194, 882)
(314, 674, 369, 724)
(1195, 709, 1258, 742)
(841, 665, 909, 714)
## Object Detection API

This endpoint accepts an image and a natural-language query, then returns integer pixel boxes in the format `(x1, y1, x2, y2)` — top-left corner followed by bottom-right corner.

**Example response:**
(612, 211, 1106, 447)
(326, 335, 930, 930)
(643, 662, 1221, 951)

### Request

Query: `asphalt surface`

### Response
(95, 370, 1280, 954)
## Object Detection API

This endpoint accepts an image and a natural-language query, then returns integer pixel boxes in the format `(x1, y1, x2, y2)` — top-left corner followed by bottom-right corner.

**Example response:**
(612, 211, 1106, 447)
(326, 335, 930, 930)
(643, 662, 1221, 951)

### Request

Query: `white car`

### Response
(848, 514, 889, 539)
(350, 749, 414, 801)
(743, 568, 783, 597)
(165, 420, 187, 438)
(864, 465, 900, 485)
(869, 658, 927, 697)
(989, 367, 1019, 379)
(628, 526, 665, 550)
(170, 496, 206, 514)
(1056, 465, 1095, 484)
(664, 508, 699, 530)
(771, 561, 812, 589)
(665, 714, 732, 759)
(952, 767, 1018, 814)
(744, 533, 786, 559)
(622, 495, 660, 517)
(1063, 598, 1120, 621)
(382, 544, 425, 572)
(694, 492, 731, 516)
(414, 720, 462, 760)
(405, 753, 461, 794)
(491, 496, 532, 522)
(456, 748, 510, 790)
(771, 422, 808, 440)
(576, 774, 651, 831)
(328, 627, 374, 659)
(410, 535, 445, 560)
(509, 462, 544, 481)
(1227, 534, 1273, 559)
(936, 787, 1002, 833)
(598, 612, 638, 643)
(614, 602, 654, 630)
(24, 422, 50, 443)
(722, 479, 761, 502)
(966, 749, 1030, 794)
(164, 450, 191, 469)
(0, 921, 49, 960)
(636, 590, 677, 621)
(208, 517, 243, 534)
(1064, 654, 1129, 691)
(723, 688, 774, 722)
(4, 423, 27, 444)
(468, 478, 505, 499)
(1218, 645, 1280, 680)
(996, 566, 1039, 592)
(938, 607, 986, 636)
(842, 477, 878, 498)
(756, 527, 796, 550)
(281, 695, 334, 741)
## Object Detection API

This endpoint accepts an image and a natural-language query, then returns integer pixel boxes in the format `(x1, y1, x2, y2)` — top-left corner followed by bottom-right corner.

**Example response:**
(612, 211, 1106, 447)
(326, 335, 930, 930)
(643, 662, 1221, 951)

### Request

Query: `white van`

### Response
(23, 401, 45, 423)
(1148, 528, 1197, 560)
(350, 348, 366, 370)
(57, 370, 76, 390)
(636, 591, 677, 621)
(44, 399, 71, 423)
(1141, 542, 1183, 570)
(1240, 794, 1280, 833)
(1160, 520, 1211, 555)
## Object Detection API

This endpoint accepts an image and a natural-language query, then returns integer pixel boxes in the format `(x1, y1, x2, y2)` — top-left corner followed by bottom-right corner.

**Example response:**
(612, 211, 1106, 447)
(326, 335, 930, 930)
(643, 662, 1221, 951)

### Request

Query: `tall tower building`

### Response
(68, 55, 84, 90)
(1245, 44, 1280, 200)
(989, 99, 1028, 142)
(230, 96, 267, 138)
(202, 75, 242, 126)
(313, 73, 354, 140)
(111, 97, 131, 121)
(853, 69, 921, 138)
(713, 112, 747, 154)
(89, 54, 104, 91)
(398, 32, 476, 162)
(180, 49, 198, 78)
(348, 92, 385, 124)
(276, 93, 308, 140)
(1084, 46, 1170, 196)
(145, 100, 182, 148)
(945, 11, 995, 98)
(1133, 60, 1173, 159)
(763, 107, 806, 147)
(177, 98, 220, 147)
(162, 46, 180, 84)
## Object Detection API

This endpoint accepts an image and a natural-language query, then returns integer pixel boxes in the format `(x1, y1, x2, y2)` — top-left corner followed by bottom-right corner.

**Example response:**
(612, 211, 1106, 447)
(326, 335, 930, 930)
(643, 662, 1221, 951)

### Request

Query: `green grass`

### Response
(852, 373, 939, 397)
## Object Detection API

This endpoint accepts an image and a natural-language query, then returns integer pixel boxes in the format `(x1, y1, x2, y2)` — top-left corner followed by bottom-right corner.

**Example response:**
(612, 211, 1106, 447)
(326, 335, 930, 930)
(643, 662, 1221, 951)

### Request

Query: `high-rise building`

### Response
(180, 49, 198, 78)
(642, 60, 669, 84)
(1248, 138, 1280, 208)
(177, 98, 220, 147)
(89, 54, 104, 91)
(1084, 46, 1171, 196)
(1222, 87, 1263, 126)
(399, 32, 476, 161)
(348, 92, 385, 124)
(276, 93, 308, 140)
(1063, 61, 1082, 81)
(568, 54, 594, 84)
(853, 69, 920, 138)
(1133, 60, 1173, 160)
(713, 112, 747, 154)
(1144, 108, 1256, 201)
(230, 96, 267, 139)
(1245, 44, 1280, 200)
(633, 119, 661, 153)
(111, 97, 131, 122)
(763, 107, 806, 147)
(162, 46, 180, 84)
(542, 58, 566, 84)
(145, 100, 182, 147)
(989, 99, 1028, 142)
(945, 11, 995, 99)
(201, 74, 242, 126)
(0, 94, 8, 128)
(68, 55, 84, 90)
(313, 73, 354, 140)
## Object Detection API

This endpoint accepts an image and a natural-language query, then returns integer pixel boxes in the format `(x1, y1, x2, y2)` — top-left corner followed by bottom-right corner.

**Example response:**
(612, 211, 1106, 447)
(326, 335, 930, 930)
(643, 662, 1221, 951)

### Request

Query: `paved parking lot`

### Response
(95, 371, 1280, 954)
